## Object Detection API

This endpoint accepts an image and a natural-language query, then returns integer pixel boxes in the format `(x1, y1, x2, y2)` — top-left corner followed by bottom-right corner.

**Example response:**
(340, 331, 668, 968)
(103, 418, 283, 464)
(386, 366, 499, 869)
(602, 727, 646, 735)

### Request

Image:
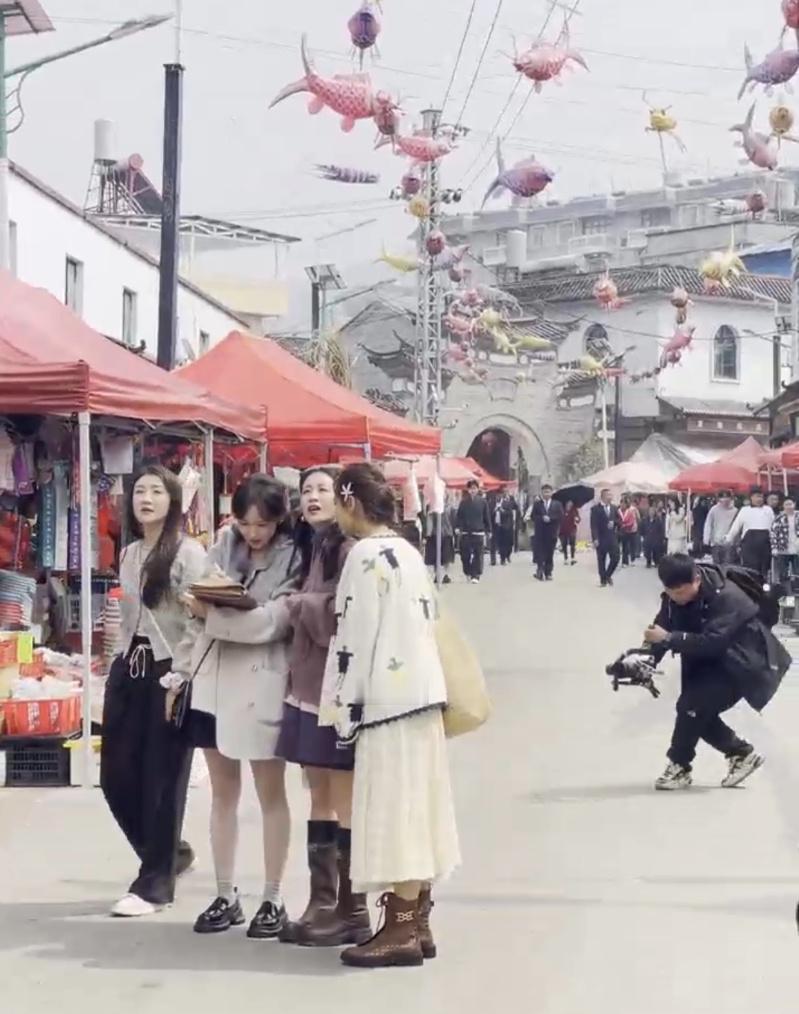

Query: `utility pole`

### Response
(415, 107, 443, 426)
(613, 374, 622, 463)
(792, 230, 799, 380)
(156, 2, 184, 370)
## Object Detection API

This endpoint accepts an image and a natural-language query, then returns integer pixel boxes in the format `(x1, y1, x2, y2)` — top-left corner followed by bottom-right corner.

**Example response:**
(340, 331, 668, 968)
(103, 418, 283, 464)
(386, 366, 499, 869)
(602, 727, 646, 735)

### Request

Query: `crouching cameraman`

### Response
(644, 554, 787, 792)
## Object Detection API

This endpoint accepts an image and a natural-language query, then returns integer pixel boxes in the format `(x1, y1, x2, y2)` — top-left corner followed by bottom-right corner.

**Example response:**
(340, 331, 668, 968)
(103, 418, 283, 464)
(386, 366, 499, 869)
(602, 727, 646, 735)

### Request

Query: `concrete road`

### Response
(2, 551, 799, 1013)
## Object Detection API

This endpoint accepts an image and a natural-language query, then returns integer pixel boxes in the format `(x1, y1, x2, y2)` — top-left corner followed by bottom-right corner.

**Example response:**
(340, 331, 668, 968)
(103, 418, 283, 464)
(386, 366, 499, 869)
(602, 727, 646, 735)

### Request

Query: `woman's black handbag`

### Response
(169, 641, 214, 731)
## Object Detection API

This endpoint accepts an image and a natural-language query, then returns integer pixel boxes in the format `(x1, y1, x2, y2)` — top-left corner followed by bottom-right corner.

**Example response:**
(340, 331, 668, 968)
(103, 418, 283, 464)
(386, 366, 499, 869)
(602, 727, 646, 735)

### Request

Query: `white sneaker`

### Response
(655, 762, 692, 791)
(110, 893, 164, 918)
(721, 751, 764, 788)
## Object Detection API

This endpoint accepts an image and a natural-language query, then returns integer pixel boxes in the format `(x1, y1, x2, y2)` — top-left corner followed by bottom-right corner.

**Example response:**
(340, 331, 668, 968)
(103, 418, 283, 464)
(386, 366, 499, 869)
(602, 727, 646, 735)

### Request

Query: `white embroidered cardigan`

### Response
(319, 534, 447, 741)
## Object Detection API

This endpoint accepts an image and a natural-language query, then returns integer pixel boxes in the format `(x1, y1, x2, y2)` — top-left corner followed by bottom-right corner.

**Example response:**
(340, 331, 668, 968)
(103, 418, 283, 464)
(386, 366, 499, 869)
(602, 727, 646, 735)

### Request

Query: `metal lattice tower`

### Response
(415, 108, 444, 426)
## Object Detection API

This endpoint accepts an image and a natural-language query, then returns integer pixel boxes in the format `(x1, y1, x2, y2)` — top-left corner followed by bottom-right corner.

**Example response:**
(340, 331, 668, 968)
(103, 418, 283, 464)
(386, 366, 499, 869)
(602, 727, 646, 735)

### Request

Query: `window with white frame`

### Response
(713, 325, 739, 381)
(122, 288, 138, 345)
(65, 257, 84, 314)
(199, 330, 210, 355)
(581, 216, 609, 236)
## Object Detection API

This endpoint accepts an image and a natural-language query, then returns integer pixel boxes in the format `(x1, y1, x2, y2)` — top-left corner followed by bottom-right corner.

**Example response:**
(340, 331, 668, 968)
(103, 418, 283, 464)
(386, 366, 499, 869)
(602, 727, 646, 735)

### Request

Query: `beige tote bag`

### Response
(435, 604, 491, 738)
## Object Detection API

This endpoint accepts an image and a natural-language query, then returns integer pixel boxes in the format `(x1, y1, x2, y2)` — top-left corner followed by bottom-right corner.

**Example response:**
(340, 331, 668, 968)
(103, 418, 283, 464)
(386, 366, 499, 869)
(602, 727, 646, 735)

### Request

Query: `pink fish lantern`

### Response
(738, 42, 799, 100)
(784, 0, 799, 30)
(400, 171, 422, 197)
(512, 25, 588, 94)
(660, 325, 695, 368)
(348, 2, 381, 68)
(482, 140, 553, 207)
(270, 34, 385, 133)
(746, 189, 767, 215)
(426, 230, 446, 256)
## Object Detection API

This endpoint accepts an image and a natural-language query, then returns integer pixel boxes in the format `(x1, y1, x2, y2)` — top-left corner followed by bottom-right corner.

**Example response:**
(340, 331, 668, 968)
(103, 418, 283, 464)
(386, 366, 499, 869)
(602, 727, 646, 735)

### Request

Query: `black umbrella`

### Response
(552, 483, 594, 508)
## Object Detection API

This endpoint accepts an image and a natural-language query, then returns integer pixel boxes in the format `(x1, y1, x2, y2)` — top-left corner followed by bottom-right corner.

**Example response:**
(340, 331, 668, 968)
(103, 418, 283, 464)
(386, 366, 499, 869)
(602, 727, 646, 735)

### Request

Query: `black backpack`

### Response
(722, 565, 781, 630)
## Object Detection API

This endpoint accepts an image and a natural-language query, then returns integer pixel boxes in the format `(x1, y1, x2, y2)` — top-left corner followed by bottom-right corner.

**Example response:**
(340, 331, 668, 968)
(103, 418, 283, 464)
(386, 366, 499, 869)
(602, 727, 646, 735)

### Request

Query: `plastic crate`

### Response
(2, 697, 80, 737)
(4, 738, 71, 787)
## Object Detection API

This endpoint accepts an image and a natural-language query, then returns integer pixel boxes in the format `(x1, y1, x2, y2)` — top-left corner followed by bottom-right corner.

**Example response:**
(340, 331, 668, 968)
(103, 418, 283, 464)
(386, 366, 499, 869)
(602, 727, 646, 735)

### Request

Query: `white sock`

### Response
(263, 881, 282, 906)
(217, 881, 236, 903)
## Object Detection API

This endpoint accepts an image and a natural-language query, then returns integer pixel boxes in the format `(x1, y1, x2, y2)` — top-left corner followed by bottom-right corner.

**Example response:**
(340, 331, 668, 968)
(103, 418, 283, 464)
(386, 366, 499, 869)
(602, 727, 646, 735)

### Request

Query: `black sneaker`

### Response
(247, 901, 288, 939)
(442, 574, 452, 585)
(194, 895, 245, 934)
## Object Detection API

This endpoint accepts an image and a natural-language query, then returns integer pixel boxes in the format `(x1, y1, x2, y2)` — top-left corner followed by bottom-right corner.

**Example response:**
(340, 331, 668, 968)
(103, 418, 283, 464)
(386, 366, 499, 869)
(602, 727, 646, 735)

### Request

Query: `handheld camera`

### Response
(605, 648, 662, 699)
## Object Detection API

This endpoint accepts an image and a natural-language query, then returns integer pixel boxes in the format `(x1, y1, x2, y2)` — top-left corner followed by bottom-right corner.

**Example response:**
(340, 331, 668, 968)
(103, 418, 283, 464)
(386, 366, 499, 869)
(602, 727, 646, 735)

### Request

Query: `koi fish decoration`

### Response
(730, 104, 778, 170)
(512, 21, 588, 93)
(482, 139, 554, 206)
(270, 34, 398, 134)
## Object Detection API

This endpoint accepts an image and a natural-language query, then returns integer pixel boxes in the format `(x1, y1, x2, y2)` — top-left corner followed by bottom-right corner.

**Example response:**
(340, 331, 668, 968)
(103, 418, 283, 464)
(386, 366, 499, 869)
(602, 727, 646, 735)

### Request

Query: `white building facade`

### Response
(7, 163, 249, 361)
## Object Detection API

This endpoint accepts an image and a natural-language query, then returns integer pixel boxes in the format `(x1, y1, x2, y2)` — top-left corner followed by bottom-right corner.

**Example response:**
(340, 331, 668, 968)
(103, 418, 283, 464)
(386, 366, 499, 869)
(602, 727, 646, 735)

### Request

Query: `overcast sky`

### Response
(8, 0, 794, 316)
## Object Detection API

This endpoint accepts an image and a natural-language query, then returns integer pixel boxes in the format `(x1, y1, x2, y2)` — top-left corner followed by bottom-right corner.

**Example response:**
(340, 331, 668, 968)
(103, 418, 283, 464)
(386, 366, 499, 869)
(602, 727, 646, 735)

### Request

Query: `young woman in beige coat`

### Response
(183, 475, 300, 939)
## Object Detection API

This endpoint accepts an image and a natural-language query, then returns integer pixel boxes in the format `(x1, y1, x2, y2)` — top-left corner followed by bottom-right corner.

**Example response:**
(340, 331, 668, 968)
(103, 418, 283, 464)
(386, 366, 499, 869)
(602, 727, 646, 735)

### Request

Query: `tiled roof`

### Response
(659, 396, 760, 418)
(506, 265, 791, 307)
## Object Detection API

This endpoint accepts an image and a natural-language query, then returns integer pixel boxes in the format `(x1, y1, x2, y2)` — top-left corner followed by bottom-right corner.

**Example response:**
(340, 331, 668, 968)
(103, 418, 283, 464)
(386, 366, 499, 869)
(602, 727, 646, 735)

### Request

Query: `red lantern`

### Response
(426, 230, 446, 256)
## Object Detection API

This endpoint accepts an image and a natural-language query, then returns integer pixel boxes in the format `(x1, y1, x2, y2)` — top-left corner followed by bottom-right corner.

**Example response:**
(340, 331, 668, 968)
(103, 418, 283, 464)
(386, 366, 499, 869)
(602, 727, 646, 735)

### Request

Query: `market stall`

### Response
(178, 330, 441, 465)
(0, 273, 265, 787)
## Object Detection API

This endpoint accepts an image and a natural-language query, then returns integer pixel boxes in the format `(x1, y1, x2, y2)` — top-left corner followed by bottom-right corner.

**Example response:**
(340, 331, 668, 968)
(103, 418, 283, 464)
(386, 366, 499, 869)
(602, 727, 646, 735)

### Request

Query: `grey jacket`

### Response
(118, 536, 207, 675)
(703, 504, 739, 547)
(189, 526, 301, 760)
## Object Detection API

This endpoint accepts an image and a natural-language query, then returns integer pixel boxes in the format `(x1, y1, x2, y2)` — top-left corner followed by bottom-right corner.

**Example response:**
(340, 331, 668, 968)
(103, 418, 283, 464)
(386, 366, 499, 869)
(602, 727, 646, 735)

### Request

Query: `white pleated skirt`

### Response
(350, 707, 461, 894)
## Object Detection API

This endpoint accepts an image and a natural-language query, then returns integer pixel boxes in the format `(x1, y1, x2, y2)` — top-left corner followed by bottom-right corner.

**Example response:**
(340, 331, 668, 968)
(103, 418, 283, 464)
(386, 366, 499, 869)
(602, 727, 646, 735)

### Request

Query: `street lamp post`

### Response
(0, 7, 170, 268)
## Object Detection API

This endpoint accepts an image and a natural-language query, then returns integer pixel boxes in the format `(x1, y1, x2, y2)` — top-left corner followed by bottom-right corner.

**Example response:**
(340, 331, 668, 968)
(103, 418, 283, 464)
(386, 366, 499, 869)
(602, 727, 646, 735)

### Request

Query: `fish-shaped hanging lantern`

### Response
(512, 21, 588, 93)
(348, 2, 381, 69)
(380, 129, 457, 164)
(314, 164, 380, 184)
(730, 104, 778, 170)
(378, 247, 419, 272)
(269, 34, 398, 133)
(659, 325, 696, 368)
(482, 139, 553, 206)
(738, 41, 799, 100)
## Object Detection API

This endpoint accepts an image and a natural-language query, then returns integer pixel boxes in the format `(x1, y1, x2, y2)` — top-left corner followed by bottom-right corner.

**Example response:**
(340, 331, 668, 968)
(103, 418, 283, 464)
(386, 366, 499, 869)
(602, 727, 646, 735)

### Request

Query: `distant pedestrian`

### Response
(424, 500, 455, 584)
(770, 496, 799, 586)
(590, 488, 621, 587)
(493, 492, 518, 566)
(768, 491, 782, 515)
(619, 495, 641, 567)
(559, 500, 580, 565)
(532, 484, 564, 581)
(640, 505, 666, 568)
(703, 490, 738, 566)
(725, 487, 774, 579)
(666, 502, 689, 555)
(456, 480, 491, 584)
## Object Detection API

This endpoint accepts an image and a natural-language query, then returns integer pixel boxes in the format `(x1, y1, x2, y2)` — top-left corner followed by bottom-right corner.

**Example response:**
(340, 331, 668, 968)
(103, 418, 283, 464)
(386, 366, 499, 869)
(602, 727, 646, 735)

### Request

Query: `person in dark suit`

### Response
(531, 484, 565, 581)
(590, 488, 621, 587)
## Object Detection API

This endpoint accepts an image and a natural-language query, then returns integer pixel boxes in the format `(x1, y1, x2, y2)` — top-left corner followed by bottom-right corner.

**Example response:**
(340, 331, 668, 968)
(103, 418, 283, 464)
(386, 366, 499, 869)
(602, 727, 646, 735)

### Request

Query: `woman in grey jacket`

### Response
(184, 475, 300, 939)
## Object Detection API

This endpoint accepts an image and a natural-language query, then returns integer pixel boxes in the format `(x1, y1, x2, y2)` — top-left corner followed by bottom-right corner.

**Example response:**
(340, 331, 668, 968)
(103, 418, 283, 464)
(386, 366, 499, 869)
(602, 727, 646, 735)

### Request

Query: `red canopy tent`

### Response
(668, 438, 765, 493)
(760, 442, 799, 469)
(0, 273, 264, 439)
(178, 331, 441, 465)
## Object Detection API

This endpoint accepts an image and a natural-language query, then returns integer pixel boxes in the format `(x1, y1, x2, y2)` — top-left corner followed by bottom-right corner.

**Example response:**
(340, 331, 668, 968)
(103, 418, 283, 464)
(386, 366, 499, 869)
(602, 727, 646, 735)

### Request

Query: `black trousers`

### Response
(100, 640, 193, 905)
(460, 532, 485, 579)
(534, 537, 558, 577)
(559, 534, 576, 561)
(644, 541, 664, 567)
(596, 538, 620, 584)
(667, 679, 750, 769)
(741, 529, 771, 580)
(621, 532, 637, 565)
(496, 528, 514, 563)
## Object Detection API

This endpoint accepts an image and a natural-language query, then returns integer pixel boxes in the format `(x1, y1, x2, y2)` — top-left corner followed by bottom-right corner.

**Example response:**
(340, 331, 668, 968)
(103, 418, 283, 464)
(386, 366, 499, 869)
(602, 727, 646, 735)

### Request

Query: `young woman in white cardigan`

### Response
(183, 475, 300, 939)
(319, 462, 460, 969)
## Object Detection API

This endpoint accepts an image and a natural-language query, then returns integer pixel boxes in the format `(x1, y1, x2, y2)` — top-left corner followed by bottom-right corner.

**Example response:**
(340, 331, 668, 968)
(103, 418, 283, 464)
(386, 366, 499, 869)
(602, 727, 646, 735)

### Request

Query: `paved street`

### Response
(3, 551, 799, 1012)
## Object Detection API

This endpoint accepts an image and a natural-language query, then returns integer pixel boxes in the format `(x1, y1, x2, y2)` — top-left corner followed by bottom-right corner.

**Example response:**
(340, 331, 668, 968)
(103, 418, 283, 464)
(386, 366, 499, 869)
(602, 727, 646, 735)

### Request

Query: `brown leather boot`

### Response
(341, 893, 423, 968)
(299, 837, 371, 947)
(417, 886, 436, 959)
(280, 823, 338, 943)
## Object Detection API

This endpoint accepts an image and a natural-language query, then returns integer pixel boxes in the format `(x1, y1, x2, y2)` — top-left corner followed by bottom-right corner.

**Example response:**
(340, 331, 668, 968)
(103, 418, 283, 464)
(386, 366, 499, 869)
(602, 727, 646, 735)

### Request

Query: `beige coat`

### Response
(190, 527, 300, 760)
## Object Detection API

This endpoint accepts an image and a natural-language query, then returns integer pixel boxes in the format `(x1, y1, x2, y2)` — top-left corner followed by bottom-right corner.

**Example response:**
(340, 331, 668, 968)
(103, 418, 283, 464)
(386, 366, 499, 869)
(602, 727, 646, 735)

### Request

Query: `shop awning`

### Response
(0, 272, 265, 440)
(668, 437, 765, 493)
(178, 331, 441, 465)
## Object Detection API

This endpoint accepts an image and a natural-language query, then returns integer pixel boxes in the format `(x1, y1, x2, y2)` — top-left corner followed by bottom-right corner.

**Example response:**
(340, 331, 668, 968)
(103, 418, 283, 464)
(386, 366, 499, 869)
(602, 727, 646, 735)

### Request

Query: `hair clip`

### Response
(340, 482, 355, 504)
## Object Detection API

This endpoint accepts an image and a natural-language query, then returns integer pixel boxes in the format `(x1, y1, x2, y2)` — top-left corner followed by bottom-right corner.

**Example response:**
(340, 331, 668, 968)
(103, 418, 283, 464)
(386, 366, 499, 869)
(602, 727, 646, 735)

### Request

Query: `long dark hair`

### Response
(334, 462, 396, 525)
(126, 464, 184, 609)
(294, 466, 347, 583)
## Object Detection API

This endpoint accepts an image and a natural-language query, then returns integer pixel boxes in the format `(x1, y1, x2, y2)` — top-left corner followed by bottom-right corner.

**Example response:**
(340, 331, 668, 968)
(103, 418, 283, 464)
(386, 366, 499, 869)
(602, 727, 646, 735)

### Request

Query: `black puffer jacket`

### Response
(651, 564, 789, 711)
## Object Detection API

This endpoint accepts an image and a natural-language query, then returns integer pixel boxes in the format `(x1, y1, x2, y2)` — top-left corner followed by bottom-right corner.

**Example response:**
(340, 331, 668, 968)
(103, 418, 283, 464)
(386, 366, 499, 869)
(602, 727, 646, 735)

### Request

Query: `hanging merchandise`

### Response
(768, 104, 798, 143)
(100, 434, 135, 474)
(12, 442, 35, 496)
(402, 463, 422, 521)
(738, 40, 799, 99)
(348, 1, 381, 69)
(377, 246, 419, 272)
(37, 480, 56, 570)
(269, 34, 399, 134)
(314, 163, 380, 184)
(426, 230, 447, 256)
(784, 0, 799, 31)
(178, 458, 203, 516)
(0, 429, 14, 492)
(670, 286, 693, 325)
(432, 244, 469, 273)
(482, 139, 553, 207)
(379, 127, 458, 164)
(730, 105, 778, 170)
(407, 194, 431, 218)
(644, 96, 687, 153)
(512, 20, 588, 93)
(699, 243, 745, 293)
